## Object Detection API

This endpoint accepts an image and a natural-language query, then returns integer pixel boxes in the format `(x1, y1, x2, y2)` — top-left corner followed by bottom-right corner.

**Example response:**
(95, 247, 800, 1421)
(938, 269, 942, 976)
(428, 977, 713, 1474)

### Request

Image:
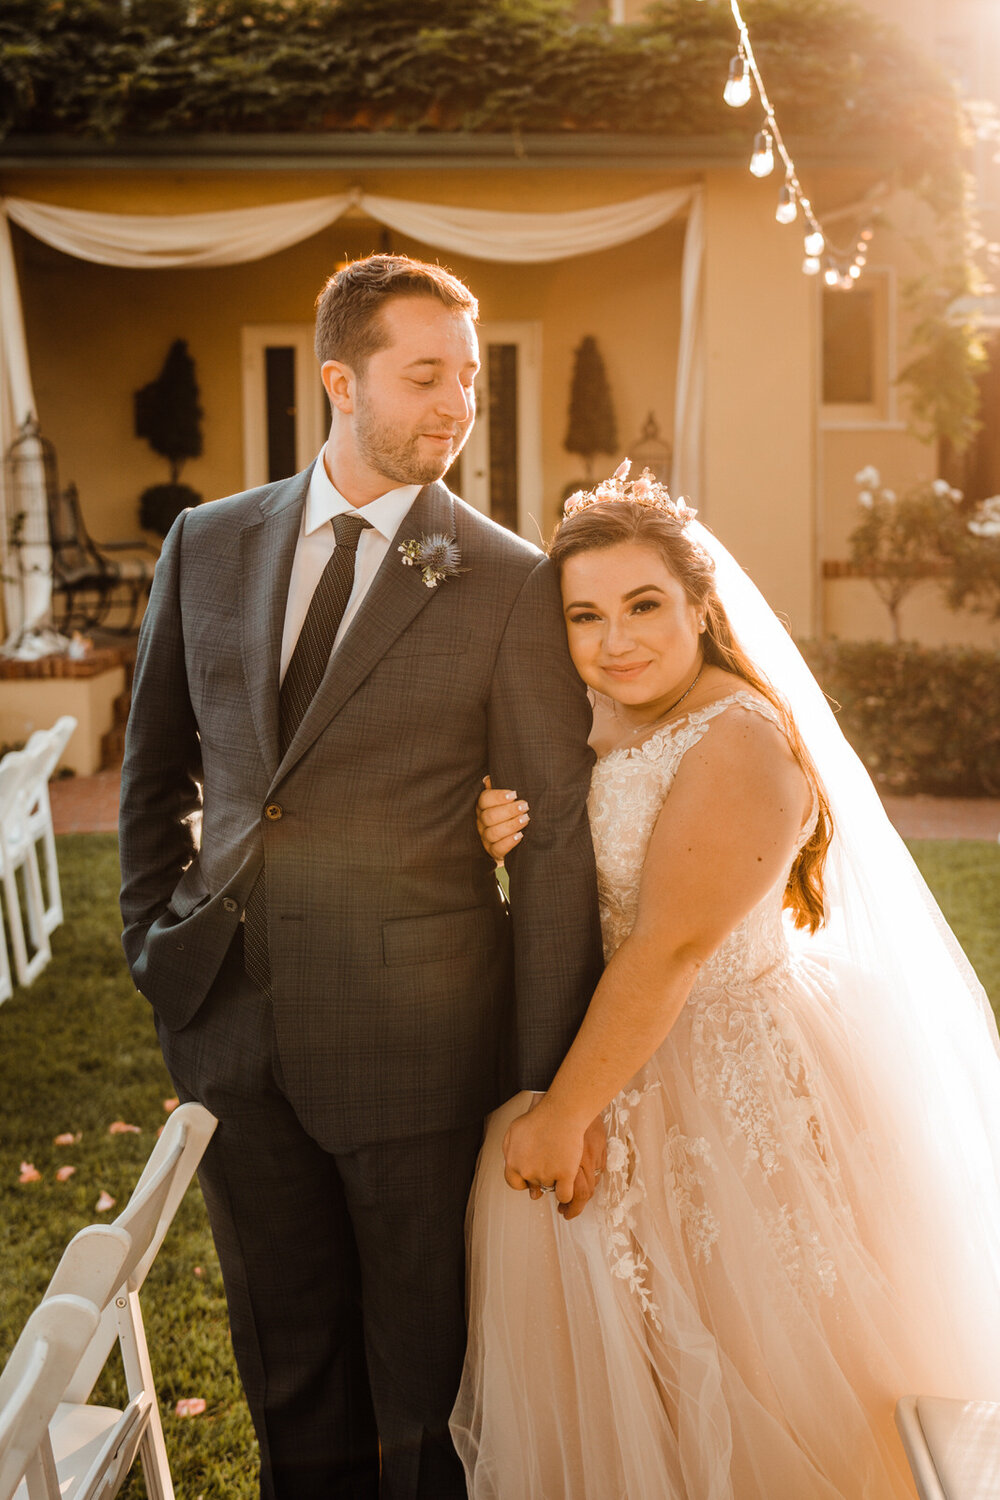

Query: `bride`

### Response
(450, 463, 1000, 1499)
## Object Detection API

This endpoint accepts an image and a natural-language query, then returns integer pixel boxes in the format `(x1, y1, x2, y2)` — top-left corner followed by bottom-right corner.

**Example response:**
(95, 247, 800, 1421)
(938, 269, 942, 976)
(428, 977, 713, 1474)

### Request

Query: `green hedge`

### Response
(798, 640, 1000, 798)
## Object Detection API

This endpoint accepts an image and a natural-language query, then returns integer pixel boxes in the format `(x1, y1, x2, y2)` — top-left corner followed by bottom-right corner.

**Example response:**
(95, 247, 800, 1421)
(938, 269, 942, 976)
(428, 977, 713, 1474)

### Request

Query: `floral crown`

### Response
(562, 459, 697, 524)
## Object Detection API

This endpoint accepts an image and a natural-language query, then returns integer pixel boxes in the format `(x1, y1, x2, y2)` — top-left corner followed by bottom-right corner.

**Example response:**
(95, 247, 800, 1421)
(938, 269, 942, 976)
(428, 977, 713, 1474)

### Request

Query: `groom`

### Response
(119, 254, 604, 1499)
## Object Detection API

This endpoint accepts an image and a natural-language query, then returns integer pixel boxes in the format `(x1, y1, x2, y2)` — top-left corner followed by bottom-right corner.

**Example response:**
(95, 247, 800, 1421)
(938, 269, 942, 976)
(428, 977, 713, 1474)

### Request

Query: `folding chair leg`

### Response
(0, 914, 13, 1005)
(2, 851, 51, 986)
(119, 1290, 175, 1500)
(21, 1431, 61, 1499)
(35, 811, 64, 935)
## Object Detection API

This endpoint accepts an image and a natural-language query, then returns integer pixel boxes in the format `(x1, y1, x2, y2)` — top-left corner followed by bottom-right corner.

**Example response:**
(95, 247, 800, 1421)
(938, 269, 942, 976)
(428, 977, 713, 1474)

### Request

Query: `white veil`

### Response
(694, 518, 1000, 1394)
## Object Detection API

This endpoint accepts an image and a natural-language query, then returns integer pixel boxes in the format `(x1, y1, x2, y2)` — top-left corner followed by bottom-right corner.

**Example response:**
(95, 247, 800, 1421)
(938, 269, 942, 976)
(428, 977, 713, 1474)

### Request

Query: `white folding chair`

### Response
(896, 1394, 1000, 1500)
(0, 1295, 102, 1500)
(0, 1102, 217, 1500)
(23, 718, 77, 937)
(0, 752, 51, 989)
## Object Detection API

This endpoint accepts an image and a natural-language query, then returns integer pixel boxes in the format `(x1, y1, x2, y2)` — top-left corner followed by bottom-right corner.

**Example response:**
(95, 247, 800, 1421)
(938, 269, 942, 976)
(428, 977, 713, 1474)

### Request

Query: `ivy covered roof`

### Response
(0, 0, 964, 208)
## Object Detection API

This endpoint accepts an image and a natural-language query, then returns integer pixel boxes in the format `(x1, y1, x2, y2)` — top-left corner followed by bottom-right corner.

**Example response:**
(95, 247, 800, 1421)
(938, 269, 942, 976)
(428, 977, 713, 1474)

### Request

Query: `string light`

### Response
(703, 0, 878, 288)
(749, 129, 775, 178)
(724, 50, 753, 108)
(775, 180, 797, 224)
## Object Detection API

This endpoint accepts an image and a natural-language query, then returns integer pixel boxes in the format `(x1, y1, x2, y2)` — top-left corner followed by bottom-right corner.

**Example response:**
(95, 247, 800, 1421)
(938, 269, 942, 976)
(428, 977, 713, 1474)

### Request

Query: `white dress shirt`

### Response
(279, 455, 421, 682)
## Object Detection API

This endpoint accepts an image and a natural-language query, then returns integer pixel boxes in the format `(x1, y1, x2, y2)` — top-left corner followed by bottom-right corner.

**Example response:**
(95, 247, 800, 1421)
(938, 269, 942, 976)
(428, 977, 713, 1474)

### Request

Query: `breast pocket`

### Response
(384, 628, 470, 659)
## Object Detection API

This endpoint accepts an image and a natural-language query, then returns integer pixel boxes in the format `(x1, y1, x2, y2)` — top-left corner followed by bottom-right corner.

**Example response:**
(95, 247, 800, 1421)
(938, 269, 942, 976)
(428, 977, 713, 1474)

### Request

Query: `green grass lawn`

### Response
(0, 834, 998, 1498)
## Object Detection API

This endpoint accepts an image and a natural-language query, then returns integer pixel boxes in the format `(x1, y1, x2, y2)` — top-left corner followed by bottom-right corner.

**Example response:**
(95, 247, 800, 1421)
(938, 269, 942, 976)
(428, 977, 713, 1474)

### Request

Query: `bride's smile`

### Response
(560, 540, 708, 726)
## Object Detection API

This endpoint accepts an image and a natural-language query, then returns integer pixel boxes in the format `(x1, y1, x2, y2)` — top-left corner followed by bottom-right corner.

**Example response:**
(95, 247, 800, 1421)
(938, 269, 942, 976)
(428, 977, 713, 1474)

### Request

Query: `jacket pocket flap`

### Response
(382, 905, 493, 966)
(168, 863, 210, 919)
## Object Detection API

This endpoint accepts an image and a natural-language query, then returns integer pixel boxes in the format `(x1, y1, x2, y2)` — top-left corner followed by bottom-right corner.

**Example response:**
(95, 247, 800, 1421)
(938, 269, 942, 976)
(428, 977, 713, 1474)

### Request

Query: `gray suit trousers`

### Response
(159, 931, 482, 1500)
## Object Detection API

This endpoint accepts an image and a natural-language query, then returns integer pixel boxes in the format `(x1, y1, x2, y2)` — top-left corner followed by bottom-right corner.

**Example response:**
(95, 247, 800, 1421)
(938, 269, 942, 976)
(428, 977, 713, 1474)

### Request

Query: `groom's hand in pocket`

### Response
(559, 1114, 607, 1222)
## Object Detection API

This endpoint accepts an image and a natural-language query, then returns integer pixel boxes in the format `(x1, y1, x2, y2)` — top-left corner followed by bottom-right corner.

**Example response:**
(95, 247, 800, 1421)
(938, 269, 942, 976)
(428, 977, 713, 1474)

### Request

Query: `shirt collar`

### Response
(305, 453, 422, 541)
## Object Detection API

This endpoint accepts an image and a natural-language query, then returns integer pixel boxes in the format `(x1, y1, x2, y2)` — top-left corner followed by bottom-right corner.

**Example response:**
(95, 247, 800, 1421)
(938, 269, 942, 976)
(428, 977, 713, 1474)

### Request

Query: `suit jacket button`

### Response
(264, 803, 283, 821)
(222, 897, 238, 913)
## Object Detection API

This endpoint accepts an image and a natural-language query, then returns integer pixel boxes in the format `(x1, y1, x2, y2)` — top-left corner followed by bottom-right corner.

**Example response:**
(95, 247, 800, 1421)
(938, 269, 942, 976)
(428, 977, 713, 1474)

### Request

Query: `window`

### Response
(821, 270, 893, 427)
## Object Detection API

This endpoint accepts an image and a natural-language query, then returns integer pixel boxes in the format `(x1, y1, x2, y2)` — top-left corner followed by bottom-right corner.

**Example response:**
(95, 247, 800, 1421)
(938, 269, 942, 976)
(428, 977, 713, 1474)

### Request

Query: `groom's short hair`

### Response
(314, 254, 478, 372)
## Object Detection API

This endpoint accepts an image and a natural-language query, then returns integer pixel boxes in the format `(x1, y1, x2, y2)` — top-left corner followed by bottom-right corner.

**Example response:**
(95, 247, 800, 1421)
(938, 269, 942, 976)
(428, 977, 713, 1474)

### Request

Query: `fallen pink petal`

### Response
(56, 1165, 76, 1182)
(193, 1266, 204, 1278)
(108, 1121, 141, 1135)
(53, 1131, 81, 1147)
(163, 1097, 179, 1113)
(174, 1398, 207, 1418)
(95, 1190, 116, 1212)
(18, 1162, 41, 1184)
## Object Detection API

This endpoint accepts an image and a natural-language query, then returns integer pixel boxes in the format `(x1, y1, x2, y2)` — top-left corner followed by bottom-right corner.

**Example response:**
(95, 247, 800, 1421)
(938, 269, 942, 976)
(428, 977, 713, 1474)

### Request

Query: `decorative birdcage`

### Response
(2, 416, 58, 650)
(626, 412, 672, 486)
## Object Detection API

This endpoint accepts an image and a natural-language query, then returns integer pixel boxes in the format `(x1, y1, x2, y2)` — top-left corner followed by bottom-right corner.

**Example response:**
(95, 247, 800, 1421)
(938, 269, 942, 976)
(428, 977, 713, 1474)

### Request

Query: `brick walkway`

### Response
(50, 767, 121, 835)
(51, 766, 1000, 841)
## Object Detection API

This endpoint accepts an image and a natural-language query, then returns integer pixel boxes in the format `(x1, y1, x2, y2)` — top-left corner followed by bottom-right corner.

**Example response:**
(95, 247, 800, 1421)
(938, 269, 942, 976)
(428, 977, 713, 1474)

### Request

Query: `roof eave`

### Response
(0, 131, 888, 173)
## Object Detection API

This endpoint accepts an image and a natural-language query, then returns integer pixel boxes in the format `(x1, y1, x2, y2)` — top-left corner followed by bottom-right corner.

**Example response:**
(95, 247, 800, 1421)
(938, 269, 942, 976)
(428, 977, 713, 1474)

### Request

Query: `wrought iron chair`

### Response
(47, 483, 157, 635)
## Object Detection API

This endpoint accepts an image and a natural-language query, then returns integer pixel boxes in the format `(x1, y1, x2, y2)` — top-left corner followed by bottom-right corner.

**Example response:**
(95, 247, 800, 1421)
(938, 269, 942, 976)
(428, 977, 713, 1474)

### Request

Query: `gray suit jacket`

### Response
(119, 467, 604, 1150)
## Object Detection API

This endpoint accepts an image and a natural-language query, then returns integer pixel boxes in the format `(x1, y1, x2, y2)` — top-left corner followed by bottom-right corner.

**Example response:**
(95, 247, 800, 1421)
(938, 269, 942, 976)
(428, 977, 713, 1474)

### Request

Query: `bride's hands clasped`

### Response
(503, 1099, 607, 1221)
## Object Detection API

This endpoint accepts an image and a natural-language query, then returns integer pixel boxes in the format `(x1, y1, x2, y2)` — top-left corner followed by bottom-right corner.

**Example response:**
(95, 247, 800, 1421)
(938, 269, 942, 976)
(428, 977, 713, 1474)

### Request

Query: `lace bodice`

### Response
(588, 691, 812, 990)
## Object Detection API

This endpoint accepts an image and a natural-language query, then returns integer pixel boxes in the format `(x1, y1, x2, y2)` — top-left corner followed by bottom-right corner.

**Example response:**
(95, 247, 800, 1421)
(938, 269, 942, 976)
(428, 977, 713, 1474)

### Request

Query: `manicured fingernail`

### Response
(505, 791, 517, 801)
(513, 832, 522, 842)
(517, 801, 528, 812)
(518, 815, 528, 826)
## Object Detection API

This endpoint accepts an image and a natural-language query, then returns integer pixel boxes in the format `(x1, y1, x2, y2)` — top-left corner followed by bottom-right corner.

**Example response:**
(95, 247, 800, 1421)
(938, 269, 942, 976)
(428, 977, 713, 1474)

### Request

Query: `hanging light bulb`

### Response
(749, 129, 775, 178)
(775, 181, 798, 224)
(802, 256, 822, 276)
(838, 273, 854, 291)
(804, 229, 825, 257)
(849, 264, 862, 280)
(824, 266, 840, 287)
(724, 51, 752, 107)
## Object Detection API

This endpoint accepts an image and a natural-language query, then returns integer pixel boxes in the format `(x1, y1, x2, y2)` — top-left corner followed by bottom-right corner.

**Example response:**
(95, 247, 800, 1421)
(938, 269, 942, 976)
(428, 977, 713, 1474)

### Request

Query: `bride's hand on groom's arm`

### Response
(477, 776, 530, 861)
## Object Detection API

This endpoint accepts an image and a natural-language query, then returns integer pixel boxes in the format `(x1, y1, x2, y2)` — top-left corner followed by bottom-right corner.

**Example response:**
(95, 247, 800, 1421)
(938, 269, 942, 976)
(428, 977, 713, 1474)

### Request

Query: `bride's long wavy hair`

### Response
(549, 501, 832, 933)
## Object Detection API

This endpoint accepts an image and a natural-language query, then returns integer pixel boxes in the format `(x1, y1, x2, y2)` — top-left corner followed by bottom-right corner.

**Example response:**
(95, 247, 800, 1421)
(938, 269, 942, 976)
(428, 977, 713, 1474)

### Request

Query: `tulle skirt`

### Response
(451, 952, 1000, 1499)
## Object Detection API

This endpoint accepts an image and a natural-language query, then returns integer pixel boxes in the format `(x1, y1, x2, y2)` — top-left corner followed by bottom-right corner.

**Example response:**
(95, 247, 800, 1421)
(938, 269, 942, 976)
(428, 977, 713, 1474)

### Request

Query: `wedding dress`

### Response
(451, 690, 1000, 1500)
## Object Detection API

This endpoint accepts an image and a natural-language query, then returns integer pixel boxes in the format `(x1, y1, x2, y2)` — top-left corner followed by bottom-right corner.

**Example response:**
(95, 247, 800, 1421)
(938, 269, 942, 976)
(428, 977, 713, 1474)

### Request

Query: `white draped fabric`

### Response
(0, 184, 703, 641)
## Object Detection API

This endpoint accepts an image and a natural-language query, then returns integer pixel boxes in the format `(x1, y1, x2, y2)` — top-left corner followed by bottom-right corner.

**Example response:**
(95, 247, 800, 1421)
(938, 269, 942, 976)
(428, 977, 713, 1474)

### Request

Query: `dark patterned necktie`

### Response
(243, 510, 372, 994)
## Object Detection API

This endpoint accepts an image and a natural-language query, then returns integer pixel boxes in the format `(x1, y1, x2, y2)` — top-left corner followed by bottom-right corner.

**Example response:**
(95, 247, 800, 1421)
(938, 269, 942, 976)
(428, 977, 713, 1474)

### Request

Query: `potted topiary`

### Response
(563, 335, 618, 495)
(135, 339, 203, 537)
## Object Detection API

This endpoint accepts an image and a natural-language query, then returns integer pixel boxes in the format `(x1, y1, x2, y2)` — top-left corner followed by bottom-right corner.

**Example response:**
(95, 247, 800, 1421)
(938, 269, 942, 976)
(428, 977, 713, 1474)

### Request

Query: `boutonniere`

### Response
(398, 533, 466, 589)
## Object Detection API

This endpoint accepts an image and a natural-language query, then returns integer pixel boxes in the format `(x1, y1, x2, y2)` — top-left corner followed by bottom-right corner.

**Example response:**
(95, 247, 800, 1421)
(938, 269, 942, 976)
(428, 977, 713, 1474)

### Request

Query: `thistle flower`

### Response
(398, 533, 466, 588)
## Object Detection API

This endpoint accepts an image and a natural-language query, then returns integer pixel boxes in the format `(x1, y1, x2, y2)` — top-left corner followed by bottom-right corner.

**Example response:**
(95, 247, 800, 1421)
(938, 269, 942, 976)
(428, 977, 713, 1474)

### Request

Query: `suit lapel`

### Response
(239, 468, 311, 778)
(272, 480, 457, 783)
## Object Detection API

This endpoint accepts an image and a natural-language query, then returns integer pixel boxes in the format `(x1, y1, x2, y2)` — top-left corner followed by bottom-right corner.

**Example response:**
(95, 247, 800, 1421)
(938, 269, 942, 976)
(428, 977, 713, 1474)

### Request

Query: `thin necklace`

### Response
(620, 662, 705, 739)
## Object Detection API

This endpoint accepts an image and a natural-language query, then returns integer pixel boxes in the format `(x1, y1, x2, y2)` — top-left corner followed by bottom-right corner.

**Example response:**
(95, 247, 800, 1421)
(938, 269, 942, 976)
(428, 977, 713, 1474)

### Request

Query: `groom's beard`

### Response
(354, 387, 473, 486)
